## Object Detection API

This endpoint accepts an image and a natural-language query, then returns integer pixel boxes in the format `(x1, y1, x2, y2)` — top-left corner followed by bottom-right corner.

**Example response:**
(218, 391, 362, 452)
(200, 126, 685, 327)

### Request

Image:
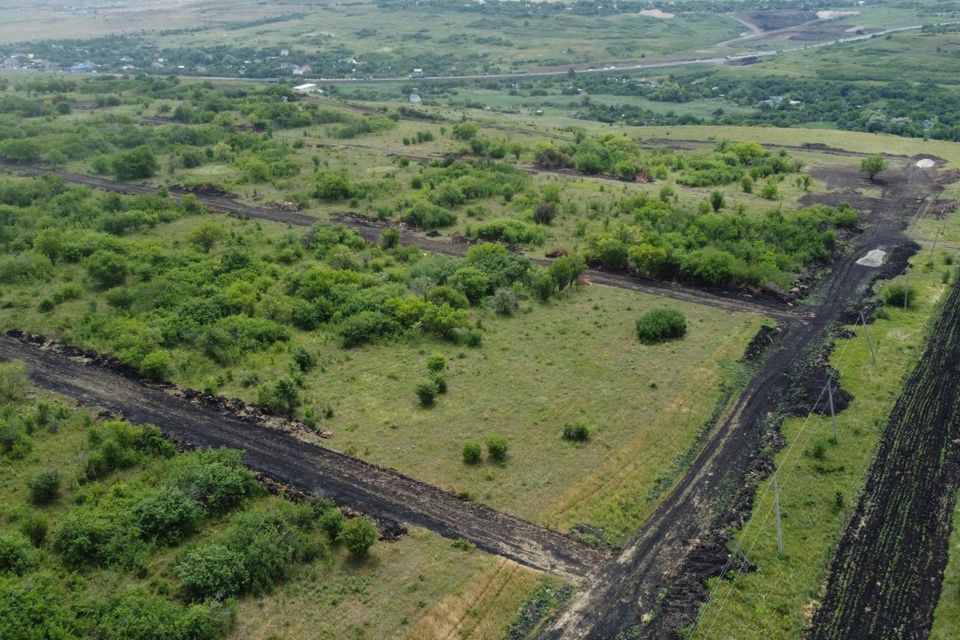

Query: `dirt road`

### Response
(0, 333, 607, 582)
(809, 275, 960, 638)
(0, 161, 800, 320)
(539, 161, 937, 638)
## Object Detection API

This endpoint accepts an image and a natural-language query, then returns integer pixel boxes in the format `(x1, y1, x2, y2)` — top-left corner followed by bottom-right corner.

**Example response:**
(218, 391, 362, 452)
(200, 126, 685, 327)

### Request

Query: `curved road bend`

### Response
(0, 333, 607, 582)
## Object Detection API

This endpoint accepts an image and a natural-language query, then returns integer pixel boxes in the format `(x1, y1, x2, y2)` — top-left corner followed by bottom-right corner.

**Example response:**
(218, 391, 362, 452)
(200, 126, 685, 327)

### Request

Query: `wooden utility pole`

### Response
(774, 475, 784, 557)
(827, 378, 837, 440)
(860, 311, 878, 365)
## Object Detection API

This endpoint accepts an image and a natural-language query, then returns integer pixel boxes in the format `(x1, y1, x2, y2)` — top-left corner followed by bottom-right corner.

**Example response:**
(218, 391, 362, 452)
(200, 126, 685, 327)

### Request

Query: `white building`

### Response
(293, 83, 319, 94)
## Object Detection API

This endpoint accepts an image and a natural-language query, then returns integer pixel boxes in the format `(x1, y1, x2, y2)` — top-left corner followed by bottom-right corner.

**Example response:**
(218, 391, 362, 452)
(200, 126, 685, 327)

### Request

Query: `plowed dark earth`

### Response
(0, 333, 608, 582)
(809, 278, 960, 638)
(539, 162, 937, 638)
(0, 161, 800, 321)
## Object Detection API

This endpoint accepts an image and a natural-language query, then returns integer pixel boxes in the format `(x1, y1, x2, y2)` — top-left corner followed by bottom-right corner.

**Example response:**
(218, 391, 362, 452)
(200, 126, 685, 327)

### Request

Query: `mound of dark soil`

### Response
(741, 324, 782, 362)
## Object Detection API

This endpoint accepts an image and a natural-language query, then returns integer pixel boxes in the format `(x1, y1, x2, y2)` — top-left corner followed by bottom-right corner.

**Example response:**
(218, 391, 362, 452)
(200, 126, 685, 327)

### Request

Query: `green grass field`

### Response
(693, 247, 957, 639)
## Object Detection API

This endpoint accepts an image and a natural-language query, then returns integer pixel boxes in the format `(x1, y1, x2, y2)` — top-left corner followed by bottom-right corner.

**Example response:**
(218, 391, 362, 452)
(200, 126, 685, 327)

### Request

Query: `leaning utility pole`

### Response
(860, 311, 878, 365)
(774, 475, 784, 557)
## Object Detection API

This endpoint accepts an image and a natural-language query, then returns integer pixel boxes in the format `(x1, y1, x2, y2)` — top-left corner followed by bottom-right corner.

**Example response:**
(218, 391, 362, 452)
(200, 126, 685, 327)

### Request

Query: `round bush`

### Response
(426, 354, 446, 373)
(635, 308, 687, 344)
(139, 350, 172, 382)
(462, 442, 482, 464)
(416, 381, 438, 407)
(176, 543, 246, 601)
(562, 422, 591, 442)
(338, 516, 378, 558)
(133, 488, 204, 546)
(486, 436, 508, 463)
(27, 470, 61, 506)
(0, 531, 37, 575)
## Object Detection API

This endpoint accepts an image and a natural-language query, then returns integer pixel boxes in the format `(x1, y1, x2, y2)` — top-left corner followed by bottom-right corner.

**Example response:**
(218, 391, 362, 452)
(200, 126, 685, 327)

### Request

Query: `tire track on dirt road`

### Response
(0, 161, 801, 321)
(539, 161, 936, 638)
(809, 273, 960, 639)
(0, 333, 608, 582)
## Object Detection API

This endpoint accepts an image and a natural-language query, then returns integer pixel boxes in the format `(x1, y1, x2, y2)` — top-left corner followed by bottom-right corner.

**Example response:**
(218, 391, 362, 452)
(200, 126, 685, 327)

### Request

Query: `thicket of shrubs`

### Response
(635, 308, 688, 344)
(0, 394, 374, 640)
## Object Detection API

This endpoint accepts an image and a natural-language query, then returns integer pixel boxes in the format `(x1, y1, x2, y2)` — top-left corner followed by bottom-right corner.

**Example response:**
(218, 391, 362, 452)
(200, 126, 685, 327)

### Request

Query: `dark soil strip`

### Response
(538, 162, 935, 639)
(0, 160, 801, 321)
(809, 275, 960, 640)
(0, 334, 608, 582)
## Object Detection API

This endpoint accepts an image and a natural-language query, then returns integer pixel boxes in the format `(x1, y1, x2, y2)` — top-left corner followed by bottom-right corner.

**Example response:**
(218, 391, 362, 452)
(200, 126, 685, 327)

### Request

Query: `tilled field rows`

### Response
(810, 274, 960, 640)
(0, 335, 609, 582)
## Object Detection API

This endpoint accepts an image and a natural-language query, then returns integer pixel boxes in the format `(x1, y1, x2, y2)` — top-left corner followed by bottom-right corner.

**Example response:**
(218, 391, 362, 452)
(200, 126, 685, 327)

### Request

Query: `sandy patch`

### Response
(916, 158, 936, 169)
(856, 248, 887, 267)
(817, 10, 859, 19)
(639, 8, 674, 18)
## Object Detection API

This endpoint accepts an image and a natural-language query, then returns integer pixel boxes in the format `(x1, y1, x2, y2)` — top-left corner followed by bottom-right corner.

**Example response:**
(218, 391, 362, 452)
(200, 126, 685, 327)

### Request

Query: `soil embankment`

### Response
(0, 333, 608, 582)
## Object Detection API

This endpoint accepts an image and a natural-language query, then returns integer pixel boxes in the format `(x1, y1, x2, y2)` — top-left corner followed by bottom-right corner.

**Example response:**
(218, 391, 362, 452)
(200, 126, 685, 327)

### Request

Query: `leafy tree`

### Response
(140, 350, 172, 381)
(33, 228, 65, 264)
(85, 250, 129, 289)
(760, 181, 779, 200)
(861, 155, 887, 181)
(421, 303, 469, 338)
(187, 222, 225, 253)
(635, 308, 687, 344)
(339, 311, 398, 347)
(462, 442, 482, 464)
(257, 377, 300, 417)
(314, 172, 356, 200)
(486, 436, 508, 462)
(452, 122, 479, 140)
(171, 449, 255, 515)
(113, 146, 158, 180)
(338, 516, 377, 557)
(449, 266, 490, 303)
(548, 254, 586, 290)
(426, 285, 469, 309)
(27, 470, 61, 506)
(0, 139, 42, 163)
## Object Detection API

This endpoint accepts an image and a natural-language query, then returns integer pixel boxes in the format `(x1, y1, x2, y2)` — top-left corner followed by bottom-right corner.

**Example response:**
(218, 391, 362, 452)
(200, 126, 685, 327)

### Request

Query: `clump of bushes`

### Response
(487, 436, 508, 463)
(462, 442, 482, 464)
(562, 422, 591, 442)
(881, 282, 918, 309)
(27, 470, 61, 506)
(635, 308, 687, 344)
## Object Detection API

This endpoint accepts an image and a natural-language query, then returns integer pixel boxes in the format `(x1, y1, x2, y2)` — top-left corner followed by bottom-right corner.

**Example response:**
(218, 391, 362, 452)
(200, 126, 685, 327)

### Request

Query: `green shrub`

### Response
(291, 346, 316, 372)
(0, 361, 28, 405)
(467, 219, 545, 245)
(257, 377, 301, 417)
(881, 282, 918, 309)
(562, 422, 591, 442)
(338, 516, 378, 558)
(635, 308, 687, 344)
(426, 285, 470, 309)
(426, 354, 446, 373)
(487, 436, 508, 462)
(401, 201, 457, 230)
(53, 510, 140, 569)
(133, 488, 204, 546)
(416, 381, 438, 407)
(140, 350, 172, 381)
(171, 449, 255, 515)
(27, 470, 61, 506)
(176, 543, 247, 601)
(491, 288, 519, 315)
(339, 311, 399, 348)
(0, 531, 37, 575)
(19, 512, 48, 547)
(462, 442, 482, 464)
